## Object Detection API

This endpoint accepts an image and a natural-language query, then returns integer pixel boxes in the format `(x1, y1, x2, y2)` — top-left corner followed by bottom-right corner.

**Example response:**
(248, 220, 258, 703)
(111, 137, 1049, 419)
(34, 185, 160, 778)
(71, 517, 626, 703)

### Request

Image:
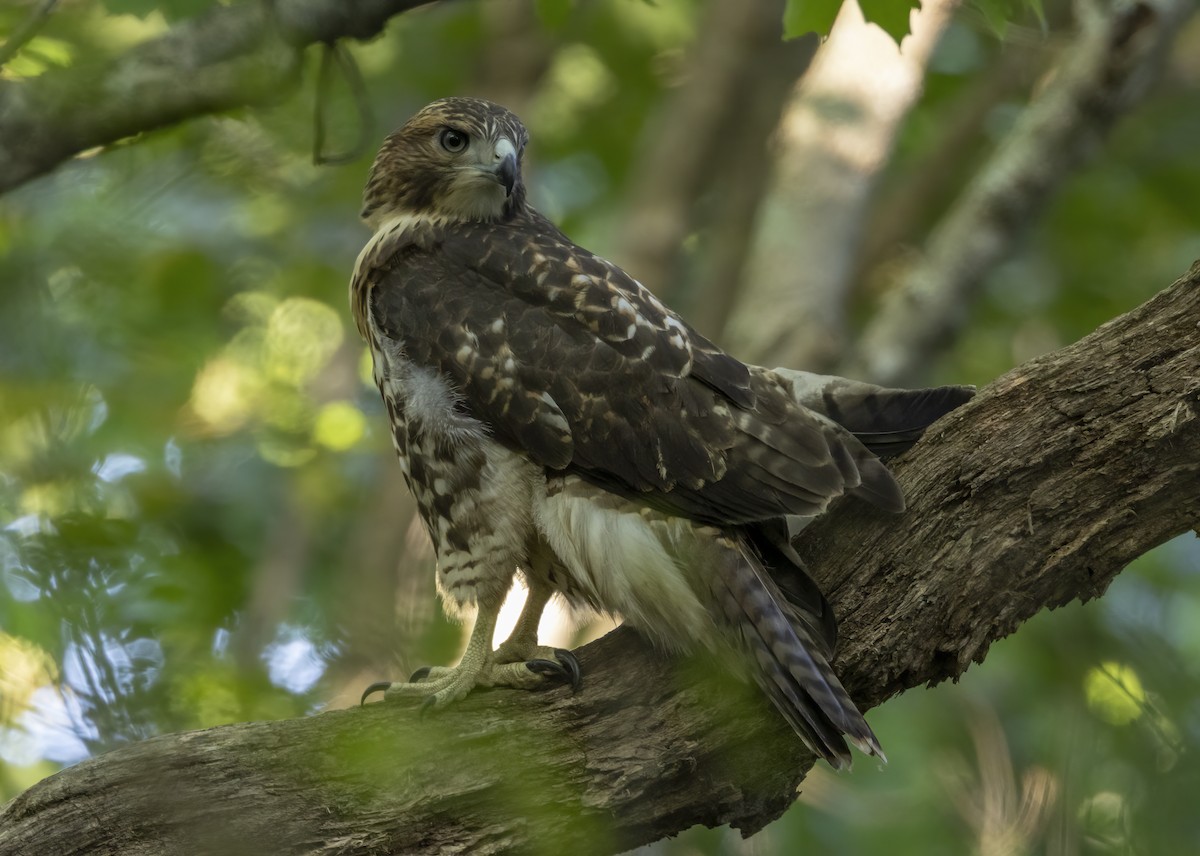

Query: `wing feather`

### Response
(364, 217, 898, 524)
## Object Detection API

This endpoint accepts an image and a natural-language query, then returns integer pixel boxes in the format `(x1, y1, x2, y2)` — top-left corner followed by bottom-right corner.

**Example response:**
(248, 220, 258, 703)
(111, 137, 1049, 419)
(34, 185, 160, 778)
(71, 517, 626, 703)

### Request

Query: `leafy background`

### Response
(1, 0, 1199, 852)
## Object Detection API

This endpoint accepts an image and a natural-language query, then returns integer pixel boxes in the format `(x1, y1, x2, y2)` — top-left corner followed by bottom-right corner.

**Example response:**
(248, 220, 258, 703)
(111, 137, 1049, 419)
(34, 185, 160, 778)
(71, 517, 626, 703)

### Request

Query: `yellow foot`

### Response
(360, 649, 580, 710)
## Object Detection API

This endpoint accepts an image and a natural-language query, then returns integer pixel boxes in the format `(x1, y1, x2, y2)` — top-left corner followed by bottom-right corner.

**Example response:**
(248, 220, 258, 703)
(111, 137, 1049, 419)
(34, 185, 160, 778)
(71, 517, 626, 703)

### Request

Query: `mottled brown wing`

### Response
(366, 218, 900, 524)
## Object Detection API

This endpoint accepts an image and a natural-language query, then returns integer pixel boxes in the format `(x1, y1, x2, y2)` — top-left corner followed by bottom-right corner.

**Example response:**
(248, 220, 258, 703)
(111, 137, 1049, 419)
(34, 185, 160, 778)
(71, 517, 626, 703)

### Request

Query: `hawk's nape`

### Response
(350, 96, 974, 768)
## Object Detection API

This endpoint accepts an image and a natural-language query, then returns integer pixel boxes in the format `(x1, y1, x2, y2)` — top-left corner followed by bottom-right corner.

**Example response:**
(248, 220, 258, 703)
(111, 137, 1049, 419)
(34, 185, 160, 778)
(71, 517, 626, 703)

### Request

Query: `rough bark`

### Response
(0, 0, 436, 194)
(2, 265, 1197, 855)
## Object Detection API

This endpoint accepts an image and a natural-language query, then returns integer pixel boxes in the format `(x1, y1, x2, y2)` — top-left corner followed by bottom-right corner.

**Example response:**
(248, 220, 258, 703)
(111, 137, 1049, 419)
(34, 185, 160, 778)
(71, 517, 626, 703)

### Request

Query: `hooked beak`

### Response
(496, 153, 517, 197)
(492, 137, 518, 198)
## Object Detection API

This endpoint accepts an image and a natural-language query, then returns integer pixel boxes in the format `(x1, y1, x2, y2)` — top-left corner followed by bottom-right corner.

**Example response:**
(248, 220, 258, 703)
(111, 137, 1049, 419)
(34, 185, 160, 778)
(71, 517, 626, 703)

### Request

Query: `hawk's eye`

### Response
(439, 129, 469, 153)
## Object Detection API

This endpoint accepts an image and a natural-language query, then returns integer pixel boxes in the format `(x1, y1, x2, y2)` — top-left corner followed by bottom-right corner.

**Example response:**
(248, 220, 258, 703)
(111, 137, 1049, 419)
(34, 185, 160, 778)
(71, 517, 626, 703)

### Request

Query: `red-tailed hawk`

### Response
(354, 97, 972, 768)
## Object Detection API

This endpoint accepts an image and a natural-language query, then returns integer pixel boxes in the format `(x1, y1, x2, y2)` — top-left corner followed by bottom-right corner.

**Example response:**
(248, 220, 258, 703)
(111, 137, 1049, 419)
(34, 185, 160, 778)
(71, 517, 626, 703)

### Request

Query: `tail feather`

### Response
(768, 367, 975, 459)
(747, 634, 852, 769)
(712, 536, 884, 768)
(746, 521, 837, 657)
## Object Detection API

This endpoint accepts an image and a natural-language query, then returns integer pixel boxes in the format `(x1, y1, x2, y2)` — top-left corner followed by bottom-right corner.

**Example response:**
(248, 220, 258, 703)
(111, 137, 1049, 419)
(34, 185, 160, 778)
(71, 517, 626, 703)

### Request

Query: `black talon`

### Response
(554, 648, 582, 692)
(360, 681, 391, 706)
(419, 696, 437, 719)
(409, 666, 432, 683)
(526, 649, 583, 692)
(526, 658, 567, 681)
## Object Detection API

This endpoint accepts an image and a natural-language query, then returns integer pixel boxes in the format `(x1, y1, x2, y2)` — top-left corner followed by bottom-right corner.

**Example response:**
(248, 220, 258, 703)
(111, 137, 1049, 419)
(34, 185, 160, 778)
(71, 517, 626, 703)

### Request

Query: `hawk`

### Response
(354, 97, 972, 768)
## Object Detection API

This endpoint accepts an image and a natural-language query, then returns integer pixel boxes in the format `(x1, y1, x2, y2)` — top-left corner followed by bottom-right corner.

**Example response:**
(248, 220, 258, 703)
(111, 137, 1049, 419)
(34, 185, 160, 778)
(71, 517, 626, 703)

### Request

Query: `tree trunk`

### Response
(2, 263, 1197, 855)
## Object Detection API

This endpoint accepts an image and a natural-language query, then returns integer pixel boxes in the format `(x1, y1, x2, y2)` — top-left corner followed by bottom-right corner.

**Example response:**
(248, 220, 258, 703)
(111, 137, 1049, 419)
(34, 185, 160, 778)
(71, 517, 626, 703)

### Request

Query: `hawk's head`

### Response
(361, 97, 529, 229)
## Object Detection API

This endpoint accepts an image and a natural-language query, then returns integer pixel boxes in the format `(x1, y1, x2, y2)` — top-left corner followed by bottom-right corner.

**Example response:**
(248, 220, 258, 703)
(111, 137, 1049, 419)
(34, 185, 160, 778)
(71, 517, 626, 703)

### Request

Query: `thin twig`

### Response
(312, 41, 374, 166)
(0, 0, 60, 70)
(0, 0, 434, 194)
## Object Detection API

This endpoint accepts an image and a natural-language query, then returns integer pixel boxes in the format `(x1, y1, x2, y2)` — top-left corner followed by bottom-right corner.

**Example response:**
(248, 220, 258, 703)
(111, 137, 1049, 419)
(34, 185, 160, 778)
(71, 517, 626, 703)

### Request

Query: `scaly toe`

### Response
(476, 661, 555, 690)
(420, 672, 481, 710)
(360, 648, 581, 710)
(359, 669, 465, 707)
(384, 673, 457, 699)
(473, 654, 582, 692)
(411, 665, 456, 683)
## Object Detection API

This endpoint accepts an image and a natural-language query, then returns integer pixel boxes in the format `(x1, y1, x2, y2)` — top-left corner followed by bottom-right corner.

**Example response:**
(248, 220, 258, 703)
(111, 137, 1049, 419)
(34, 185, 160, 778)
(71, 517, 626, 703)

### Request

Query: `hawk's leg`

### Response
(362, 583, 579, 709)
(493, 579, 581, 690)
(362, 588, 506, 710)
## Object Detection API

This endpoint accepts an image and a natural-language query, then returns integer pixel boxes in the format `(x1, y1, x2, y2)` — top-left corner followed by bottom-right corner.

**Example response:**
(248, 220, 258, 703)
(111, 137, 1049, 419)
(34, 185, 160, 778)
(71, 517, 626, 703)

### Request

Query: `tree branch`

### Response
(3, 262, 1197, 854)
(0, 0, 437, 195)
(725, 0, 957, 371)
(612, 0, 808, 300)
(854, 42, 1034, 285)
(682, 27, 817, 344)
(848, 0, 1193, 386)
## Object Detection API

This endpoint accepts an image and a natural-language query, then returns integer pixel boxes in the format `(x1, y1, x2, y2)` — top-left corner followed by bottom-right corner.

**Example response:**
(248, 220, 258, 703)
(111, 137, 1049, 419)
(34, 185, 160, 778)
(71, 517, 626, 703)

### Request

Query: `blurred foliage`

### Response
(2, 0, 1199, 854)
(781, 0, 1044, 43)
(971, 0, 1047, 37)
(783, 0, 922, 42)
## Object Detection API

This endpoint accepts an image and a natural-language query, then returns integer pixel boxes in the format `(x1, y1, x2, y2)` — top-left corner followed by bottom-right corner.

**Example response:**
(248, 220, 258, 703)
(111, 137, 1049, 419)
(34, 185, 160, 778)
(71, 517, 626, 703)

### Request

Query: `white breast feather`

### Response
(532, 480, 718, 654)
(378, 343, 487, 447)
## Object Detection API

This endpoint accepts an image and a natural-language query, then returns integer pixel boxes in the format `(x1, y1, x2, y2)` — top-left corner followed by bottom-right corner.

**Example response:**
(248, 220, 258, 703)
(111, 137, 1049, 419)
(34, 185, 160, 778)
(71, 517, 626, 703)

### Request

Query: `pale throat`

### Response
(438, 175, 509, 222)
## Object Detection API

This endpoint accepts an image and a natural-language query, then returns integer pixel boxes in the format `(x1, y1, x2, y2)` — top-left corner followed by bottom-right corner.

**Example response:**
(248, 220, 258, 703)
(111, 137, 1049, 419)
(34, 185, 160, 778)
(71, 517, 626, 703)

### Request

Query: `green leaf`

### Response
(859, 0, 920, 43)
(783, 0, 843, 41)
(533, 0, 572, 31)
(1084, 662, 1146, 726)
(971, 0, 1012, 38)
(3, 36, 73, 79)
(1027, 0, 1047, 31)
(971, 0, 1053, 39)
(104, 0, 211, 21)
(970, 0, 1047, 39)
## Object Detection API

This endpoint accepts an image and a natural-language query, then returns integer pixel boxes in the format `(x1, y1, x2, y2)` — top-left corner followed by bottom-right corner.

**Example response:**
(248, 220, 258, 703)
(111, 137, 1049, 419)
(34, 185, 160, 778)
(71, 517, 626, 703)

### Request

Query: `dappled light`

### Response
(1, 0, 1198, 852)
(0, 632, 57, 725)
(1084, 661, 1145, 726)
(185, 292, 349, 468)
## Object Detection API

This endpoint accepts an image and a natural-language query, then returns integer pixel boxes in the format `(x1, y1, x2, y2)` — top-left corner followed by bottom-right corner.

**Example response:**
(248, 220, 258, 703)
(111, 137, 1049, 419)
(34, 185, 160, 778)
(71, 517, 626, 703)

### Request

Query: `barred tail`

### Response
(711, 536, 884, 769)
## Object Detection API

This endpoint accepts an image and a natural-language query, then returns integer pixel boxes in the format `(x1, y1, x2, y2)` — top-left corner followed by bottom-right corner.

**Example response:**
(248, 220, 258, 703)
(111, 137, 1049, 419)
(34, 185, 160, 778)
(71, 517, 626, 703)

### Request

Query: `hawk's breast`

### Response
(370, 333, 539, 608)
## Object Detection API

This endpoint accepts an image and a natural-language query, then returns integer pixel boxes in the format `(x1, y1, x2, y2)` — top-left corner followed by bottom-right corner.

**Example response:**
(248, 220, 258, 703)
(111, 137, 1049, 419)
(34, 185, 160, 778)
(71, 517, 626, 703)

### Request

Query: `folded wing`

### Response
(365, 219, 903, 527)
